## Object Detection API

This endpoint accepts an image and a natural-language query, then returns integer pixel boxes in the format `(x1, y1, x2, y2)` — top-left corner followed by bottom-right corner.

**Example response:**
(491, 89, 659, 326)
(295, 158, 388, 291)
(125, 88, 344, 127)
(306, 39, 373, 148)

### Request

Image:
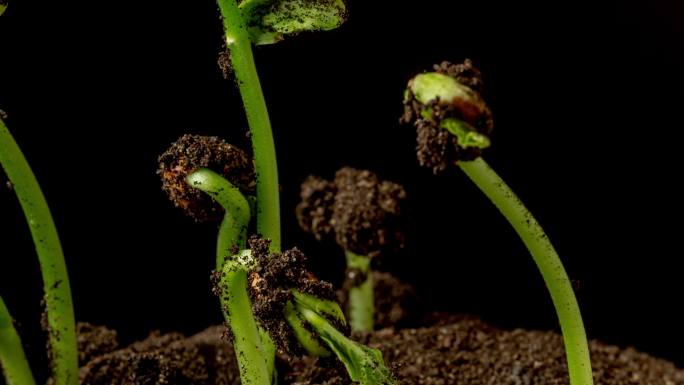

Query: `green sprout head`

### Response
(157, 134, 255, 222)
(296, 167, 407, 258)
(401, 59, 494, 174)
(0, 1, 7, 16)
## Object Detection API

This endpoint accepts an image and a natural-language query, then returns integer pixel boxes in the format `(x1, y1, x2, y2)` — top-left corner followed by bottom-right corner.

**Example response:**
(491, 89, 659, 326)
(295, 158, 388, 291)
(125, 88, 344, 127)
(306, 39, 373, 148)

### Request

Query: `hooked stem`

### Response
(345, 251, 374, 332)
(0, 296, 36, 385)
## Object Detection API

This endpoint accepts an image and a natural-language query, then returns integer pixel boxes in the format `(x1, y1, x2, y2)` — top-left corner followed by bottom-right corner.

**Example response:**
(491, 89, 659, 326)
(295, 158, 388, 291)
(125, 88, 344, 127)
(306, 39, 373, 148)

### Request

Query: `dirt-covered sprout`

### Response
(297, 167, 407, 257)
(401, 61, 595, 385)
(401, 59, 494, 174)
(157, 134, 254, 222)
(239, 237, 396, 385)
(296, 167, 407, 332)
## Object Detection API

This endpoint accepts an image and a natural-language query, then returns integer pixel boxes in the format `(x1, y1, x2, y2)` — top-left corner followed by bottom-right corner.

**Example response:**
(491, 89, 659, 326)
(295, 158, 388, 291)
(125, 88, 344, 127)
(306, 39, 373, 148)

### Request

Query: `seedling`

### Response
(296, 167, 407, 332)
(401, 60, 594, 385)
(0, 117, 78, 385)
(159, 134, 396, 384)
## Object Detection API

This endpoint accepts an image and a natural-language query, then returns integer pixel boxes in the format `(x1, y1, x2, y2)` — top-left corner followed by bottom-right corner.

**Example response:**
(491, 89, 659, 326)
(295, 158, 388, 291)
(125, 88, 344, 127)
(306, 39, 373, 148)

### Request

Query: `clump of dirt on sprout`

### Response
(296, 167, 407, 258)
(401, 59, 494, 174)
(157, 134, 255, 222)
(246, 236, 341, 354)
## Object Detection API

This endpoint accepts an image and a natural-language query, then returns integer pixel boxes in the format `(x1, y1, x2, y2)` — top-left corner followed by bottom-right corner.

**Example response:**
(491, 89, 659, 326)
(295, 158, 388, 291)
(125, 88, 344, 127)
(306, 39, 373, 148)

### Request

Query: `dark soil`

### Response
(77, 315, 684, 385)
(296, 167, 407, 258)
(157, 134, 255, 222)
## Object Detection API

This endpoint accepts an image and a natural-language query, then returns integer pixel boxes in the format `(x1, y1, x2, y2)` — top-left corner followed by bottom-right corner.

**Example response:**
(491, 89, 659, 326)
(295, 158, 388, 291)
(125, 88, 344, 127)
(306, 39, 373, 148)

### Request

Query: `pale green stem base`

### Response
(345, 251, 374, 332)
(459, 157, 593, 385)
(0, 297, 36, 385)
(0, 118, 78, 385)
(217, 0, 281, 252)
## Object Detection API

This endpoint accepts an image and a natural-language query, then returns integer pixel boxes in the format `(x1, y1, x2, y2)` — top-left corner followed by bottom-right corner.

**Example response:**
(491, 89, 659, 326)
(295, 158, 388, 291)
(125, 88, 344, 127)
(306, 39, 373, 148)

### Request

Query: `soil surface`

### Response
(78, 315, 684, 385)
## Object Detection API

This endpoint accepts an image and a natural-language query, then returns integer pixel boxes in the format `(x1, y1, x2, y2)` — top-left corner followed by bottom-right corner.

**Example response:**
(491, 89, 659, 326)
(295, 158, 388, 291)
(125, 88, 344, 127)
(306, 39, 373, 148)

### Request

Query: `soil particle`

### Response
(296, 167, 407, 258)
(157, 134, 255, 222)
(295, 175, 336, 241)
(401, 60, 494, 174)
(338, 271, 421, 330)
(79, 326, 240, 385)
(76, 323, 119, 365)
(247, 236, 341, 354)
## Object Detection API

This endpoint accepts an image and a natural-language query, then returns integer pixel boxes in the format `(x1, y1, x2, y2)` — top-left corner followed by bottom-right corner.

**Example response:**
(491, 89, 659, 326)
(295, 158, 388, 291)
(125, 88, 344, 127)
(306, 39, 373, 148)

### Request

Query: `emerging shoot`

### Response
(245, 237, 397, 385)
(159, 136, 273, 384)
(296, 167, 407, 332)
(401, 60, 594, 385)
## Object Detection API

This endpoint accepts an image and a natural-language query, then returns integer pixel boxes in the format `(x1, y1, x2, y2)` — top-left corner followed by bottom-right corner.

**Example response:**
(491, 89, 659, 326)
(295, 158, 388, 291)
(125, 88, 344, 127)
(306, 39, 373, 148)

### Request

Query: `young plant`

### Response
(216, 0, 346, 252)
(0, 117, 78, 385)
(158, 134, 274, 384)
(401, 60, 594, 385)
(159, 137, 396, 385)
(296, 167, 407, 332)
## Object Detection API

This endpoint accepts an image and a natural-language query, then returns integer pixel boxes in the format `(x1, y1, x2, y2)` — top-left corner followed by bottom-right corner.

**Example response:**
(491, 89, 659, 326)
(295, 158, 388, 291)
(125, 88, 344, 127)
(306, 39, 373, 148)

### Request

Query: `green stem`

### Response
(0, 118, 77, 385)
(459, 157, 593, 385)
(186, 168, 273, 385)
(345, 251, 374, 332)
(186, 168, 251, 269)
(220, 262, 272, 385)
(0, 297, 36, 385)
(217, 0, 281, 251)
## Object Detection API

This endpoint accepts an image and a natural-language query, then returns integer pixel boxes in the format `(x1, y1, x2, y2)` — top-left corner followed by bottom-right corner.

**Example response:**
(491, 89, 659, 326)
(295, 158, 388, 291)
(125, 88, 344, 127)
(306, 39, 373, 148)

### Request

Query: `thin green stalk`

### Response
(217, 0, 281, 251)
(186, 168, 273, 385)
(459, 157, 593, 385)
(345, 251, 374, 332)
(0, 296, 36, 385)
(187, 168, 252, 269)
(0, 118, 77, 385)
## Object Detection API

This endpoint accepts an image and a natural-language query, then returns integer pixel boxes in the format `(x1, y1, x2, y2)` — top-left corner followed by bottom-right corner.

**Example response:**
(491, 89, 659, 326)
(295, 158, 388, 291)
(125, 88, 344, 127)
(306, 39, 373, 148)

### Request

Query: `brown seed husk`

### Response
(157, 134, 255, 222)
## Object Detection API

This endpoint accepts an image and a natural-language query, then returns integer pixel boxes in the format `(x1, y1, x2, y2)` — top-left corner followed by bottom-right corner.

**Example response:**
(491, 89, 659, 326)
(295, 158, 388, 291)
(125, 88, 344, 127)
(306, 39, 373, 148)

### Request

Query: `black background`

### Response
(1, 0, 683, 377)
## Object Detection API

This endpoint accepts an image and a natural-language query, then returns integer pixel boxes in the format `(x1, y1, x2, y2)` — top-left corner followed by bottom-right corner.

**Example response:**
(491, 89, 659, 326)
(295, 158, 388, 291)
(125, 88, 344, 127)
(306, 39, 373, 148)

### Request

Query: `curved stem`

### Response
(217, 0, 281, 252)
(186, 169, 273, 384)
(0, 118, 77, 385)
(345, 251, 374, 332)
(187, 168, 251, 269)
(0, 297, 36, 385)
(459, 157, 593, 385)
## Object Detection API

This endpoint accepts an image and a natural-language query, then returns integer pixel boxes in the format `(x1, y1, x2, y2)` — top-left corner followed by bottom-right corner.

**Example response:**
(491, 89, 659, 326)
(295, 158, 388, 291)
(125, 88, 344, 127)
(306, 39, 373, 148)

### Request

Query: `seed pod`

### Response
(157, 134, 255, 222)
(401, 60, 494, 174)
(296, 167, 407, 257)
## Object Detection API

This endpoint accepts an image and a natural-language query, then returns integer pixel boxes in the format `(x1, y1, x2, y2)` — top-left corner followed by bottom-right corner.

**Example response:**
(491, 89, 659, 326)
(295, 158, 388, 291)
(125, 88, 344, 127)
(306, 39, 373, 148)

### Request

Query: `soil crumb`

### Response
(76, 323, 119, 366)
(296, 167, 407, 258)
(157, 134, 255, 222)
